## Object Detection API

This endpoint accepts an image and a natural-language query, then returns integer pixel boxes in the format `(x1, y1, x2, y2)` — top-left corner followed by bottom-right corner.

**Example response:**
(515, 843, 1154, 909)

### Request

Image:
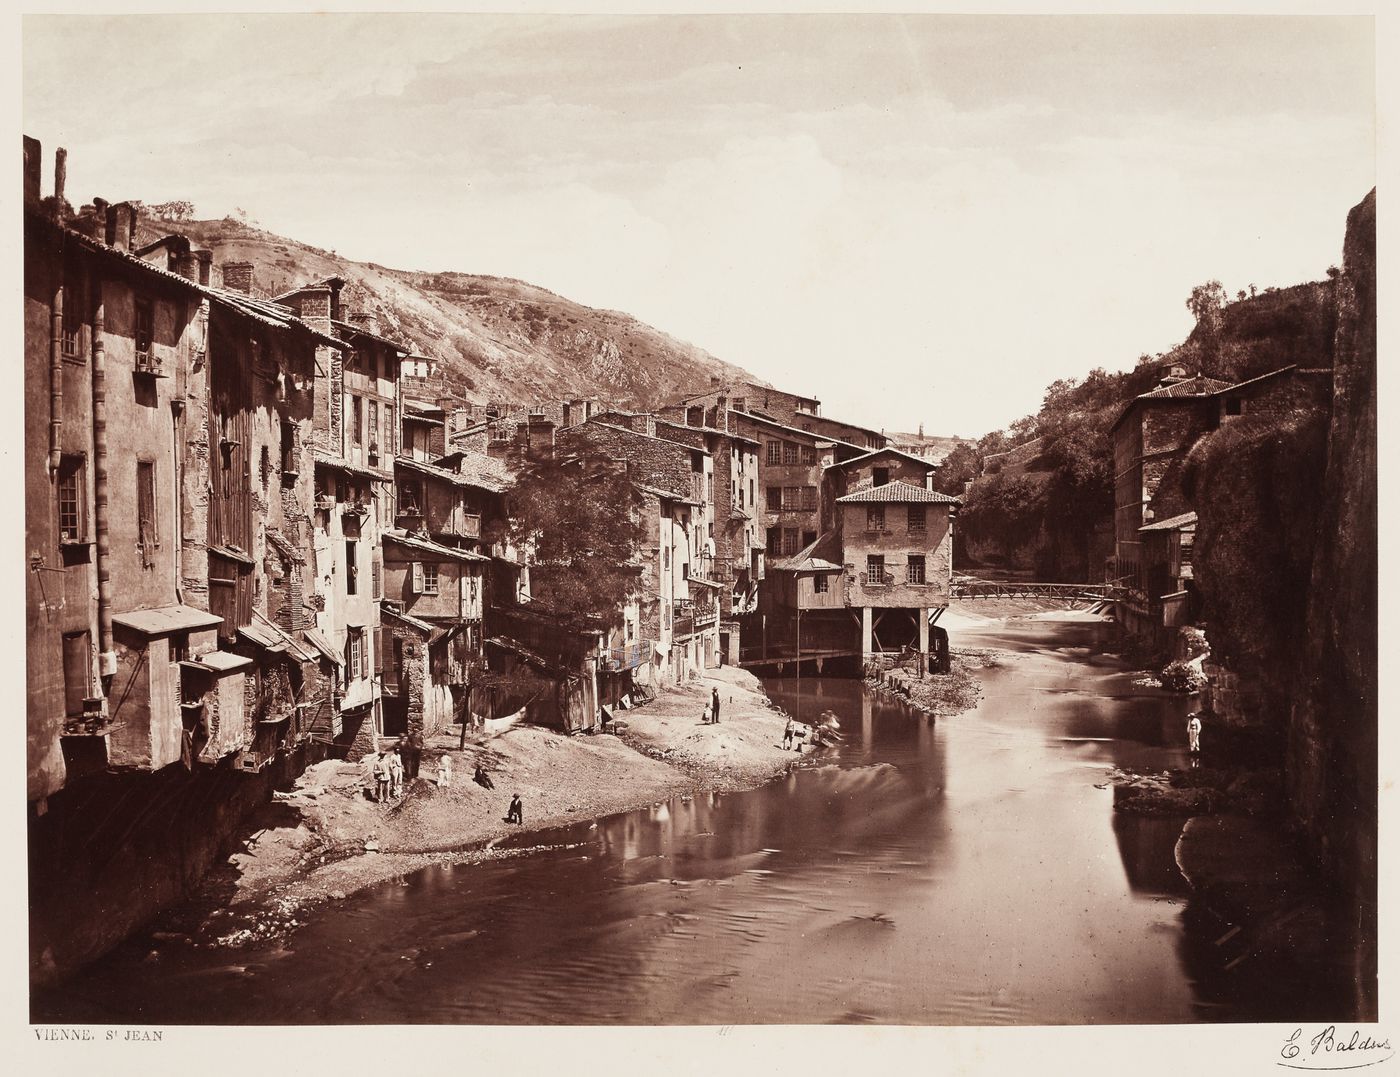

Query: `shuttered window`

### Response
(411, 561, 425, 595)
(423, 563, 440, 596)
(371, 554, 382, 599)
(62, 630, 91, 717)
(137, 460, 158, 566)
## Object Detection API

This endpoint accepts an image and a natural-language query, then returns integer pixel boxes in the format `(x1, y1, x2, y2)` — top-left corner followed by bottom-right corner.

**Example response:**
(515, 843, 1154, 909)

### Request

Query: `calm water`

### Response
(36, 618, 1334, 1025)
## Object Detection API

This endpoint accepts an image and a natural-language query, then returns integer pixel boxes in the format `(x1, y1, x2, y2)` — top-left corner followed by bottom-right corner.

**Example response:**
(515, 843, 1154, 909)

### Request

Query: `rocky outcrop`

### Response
(1289, 189, 1376, 903)
(1184, 190, 1375, 904)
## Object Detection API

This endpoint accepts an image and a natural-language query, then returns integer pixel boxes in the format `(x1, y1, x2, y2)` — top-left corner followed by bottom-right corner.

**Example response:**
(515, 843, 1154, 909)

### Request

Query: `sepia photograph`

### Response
(18, 6, 1382, 1054)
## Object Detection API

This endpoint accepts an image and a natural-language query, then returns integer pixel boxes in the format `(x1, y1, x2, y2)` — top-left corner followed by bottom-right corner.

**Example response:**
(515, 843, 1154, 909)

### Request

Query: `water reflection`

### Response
(39, 618, 1320, 1027)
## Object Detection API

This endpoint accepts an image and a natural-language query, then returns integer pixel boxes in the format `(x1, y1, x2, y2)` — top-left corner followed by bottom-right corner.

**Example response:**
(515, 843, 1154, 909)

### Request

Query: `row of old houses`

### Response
(1109, 361, 1333, 644)
(26, 137, 962, 820)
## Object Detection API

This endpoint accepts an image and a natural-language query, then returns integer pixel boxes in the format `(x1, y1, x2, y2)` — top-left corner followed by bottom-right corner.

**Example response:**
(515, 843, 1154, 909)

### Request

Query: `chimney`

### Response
(53, 147, 67, 223)
(23, 136, 40, 205)
(348, 310, 380, 335)
(194, 249, 213, 286)
(222, 262, 255, 295)
(709, 375, 721, 387)
(109, 202, 137, 252)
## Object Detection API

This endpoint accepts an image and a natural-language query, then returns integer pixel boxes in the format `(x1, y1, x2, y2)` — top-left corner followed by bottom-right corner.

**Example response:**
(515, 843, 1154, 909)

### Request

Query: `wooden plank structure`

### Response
(949, 575, 1126, 601)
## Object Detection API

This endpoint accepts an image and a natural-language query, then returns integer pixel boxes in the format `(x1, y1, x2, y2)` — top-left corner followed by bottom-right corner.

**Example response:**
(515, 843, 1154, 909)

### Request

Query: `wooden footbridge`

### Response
(949, 575, 1127, 601)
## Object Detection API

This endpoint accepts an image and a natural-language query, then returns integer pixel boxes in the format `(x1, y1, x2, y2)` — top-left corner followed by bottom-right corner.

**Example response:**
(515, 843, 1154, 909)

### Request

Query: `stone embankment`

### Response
(152, 666, 812, 951)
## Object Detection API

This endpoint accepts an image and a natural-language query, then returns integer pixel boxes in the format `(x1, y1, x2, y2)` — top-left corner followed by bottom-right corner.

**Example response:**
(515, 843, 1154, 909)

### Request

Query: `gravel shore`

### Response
(176, 666, 808, 949)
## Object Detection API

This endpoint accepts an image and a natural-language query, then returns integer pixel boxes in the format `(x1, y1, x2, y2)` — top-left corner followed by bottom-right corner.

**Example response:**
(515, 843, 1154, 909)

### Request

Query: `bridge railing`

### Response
(949, 576, 1126, 601)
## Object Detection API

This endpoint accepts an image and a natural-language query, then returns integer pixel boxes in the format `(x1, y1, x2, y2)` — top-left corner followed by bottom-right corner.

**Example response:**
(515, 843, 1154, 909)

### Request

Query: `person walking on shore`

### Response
(389, 746, 405, 799)
(1187, 713, 1202, 755)
(712, 687, 721, 724)
(506, 793, 523, 825)
(372, 750, 391, 803)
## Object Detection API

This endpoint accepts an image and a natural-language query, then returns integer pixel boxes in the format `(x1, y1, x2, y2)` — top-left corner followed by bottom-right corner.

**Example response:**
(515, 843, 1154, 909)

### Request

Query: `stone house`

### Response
(24, 158, 345, 800)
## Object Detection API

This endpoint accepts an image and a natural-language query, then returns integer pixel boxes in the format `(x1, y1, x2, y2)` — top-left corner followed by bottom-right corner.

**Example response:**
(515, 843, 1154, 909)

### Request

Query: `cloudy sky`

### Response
(23, 14, 1374, 436)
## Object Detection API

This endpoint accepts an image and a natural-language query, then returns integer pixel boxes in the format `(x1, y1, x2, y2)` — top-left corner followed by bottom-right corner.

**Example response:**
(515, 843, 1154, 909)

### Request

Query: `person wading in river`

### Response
(506, 793, 523, 825)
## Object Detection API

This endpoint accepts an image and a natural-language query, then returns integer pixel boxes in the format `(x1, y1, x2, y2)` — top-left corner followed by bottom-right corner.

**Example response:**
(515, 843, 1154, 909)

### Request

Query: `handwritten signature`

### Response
(1280, 1026, 1393, 1070)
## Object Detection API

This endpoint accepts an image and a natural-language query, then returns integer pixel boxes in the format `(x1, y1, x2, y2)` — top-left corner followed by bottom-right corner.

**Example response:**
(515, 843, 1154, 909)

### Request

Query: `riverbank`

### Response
(154, 666, 808, 951)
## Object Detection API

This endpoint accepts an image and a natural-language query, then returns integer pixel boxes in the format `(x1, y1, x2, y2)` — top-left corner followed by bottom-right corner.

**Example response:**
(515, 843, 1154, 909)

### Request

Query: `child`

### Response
(437, 754, 453, 790)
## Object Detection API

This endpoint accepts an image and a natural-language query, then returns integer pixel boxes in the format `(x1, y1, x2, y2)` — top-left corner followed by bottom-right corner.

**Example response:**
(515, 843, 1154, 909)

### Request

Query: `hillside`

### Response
(952, 276, 1339, 580)
(132, 214, 760, 412)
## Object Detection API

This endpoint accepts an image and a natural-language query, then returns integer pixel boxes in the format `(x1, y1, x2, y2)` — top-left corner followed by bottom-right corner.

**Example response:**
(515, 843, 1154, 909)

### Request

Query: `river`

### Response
(33, 616, 1331, 1024)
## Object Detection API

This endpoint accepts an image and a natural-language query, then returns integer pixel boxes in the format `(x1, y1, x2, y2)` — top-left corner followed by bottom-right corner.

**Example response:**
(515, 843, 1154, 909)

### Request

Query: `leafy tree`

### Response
(931, 441, 977, 496)
(1186, 280, 1227, 334)
(500, 455, 645, 629)
(149, 200, 196, 222)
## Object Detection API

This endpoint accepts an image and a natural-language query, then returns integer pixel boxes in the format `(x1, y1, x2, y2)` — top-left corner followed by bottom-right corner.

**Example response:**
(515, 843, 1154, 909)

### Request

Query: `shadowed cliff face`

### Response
(1184, 189, 1375, 904)
(1291, 189, 1376, 903)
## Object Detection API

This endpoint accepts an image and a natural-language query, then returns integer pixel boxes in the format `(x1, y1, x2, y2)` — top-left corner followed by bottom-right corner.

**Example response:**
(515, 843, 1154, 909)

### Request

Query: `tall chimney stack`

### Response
(194, 250, 213, 286)
(23, 136, 41, 205)
(53, 147, 67, 223)
(109, 202, 137, 252)
(222, 262, 255, 295)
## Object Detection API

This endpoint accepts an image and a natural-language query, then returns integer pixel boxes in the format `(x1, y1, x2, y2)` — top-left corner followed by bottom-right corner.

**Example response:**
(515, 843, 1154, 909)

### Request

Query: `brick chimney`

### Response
(194, 249, 212, 286)
(348, 310, 380, 335)
(109, 202, 137, 252)
(23, 136, 40, 205)
(222, 262, 255, 295)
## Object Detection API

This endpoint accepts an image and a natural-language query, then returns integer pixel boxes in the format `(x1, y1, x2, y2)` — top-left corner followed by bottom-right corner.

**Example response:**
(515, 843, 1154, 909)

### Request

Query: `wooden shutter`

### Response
(411, 561, 424, 594)
(62, 631, 91, 717)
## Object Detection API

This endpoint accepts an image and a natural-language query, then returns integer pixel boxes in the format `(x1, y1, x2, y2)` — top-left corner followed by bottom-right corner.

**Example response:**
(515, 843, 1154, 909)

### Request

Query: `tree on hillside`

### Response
(497, 455, 645, 629)
(931, 441, 977, 496)
(1186, 280, 1227, 335)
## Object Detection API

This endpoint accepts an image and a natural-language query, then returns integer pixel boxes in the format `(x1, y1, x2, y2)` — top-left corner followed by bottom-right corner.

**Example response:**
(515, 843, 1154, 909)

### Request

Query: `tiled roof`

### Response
(382, 530, 491, 562)
(1139, 511, 1198, 533)
(330, 318, 410, 353)
(827, 446, 938, 472)
(1135, 376, 1232, 400)
(835, 481, 961, 504)
(771, 531, 843, 572)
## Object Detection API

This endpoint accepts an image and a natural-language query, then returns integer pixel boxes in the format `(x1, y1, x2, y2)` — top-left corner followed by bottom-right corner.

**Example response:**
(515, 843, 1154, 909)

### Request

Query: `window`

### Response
(372, 554, 382, 600)
(58, 454, 86, 542)
(782, 528, 799, 556)
(422, 562, 440, 595)
(749, 479, 755, 506)
(801, 444, 817, 465)
(384, 405, 395, 457)
(399, 478, 422, 514)
(134, 299, 154, 365)
(1225, 398, 1243, 416)
(61, 286, 82, 359)
(867, 505, 886, 531)
(802, 530, 817, 548)
(801, 486, 817, 511)
(907, 556, 926, 584)
(62, 630, 91, 718)
(767, 527, 781, 556)
(281, 419, 297, 474)
(732, 397, 746, 412)
(347, 627, 365, 680)
(682, 562, 690, 580)
(767, 486, 781, 512)
(345, 539, 358, 594)
(873, 467, 890, 486)
(137, 460, 158, 566)
(866, 555, 886, 585)
(368, 401, 380, 458)
(813, 574, 829, 594)
(350, 396, 362, 446)
(783, 486, 800, 511)
(907, 504, 926, 533)
(782, 441, 798, 465)
(767, 441, 782, 465)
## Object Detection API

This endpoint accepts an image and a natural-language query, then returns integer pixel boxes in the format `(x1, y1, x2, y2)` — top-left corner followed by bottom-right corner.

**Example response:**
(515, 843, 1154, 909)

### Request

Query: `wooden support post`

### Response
(918, 607, 930, 679)
(861, 606, 873, 657)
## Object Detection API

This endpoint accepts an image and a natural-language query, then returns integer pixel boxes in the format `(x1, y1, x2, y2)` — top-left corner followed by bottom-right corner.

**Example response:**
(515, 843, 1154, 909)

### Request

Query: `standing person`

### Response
(389, 745, 405, 799)
(404, 732, 423, 781)
(437, 753, 453, 789)
(711, 687, 721, 724)
(372, 750, 391, 803)
(1187, 712, 1203, 755)
(506, 793, 523, 825)
(782, 717, 796, 751)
